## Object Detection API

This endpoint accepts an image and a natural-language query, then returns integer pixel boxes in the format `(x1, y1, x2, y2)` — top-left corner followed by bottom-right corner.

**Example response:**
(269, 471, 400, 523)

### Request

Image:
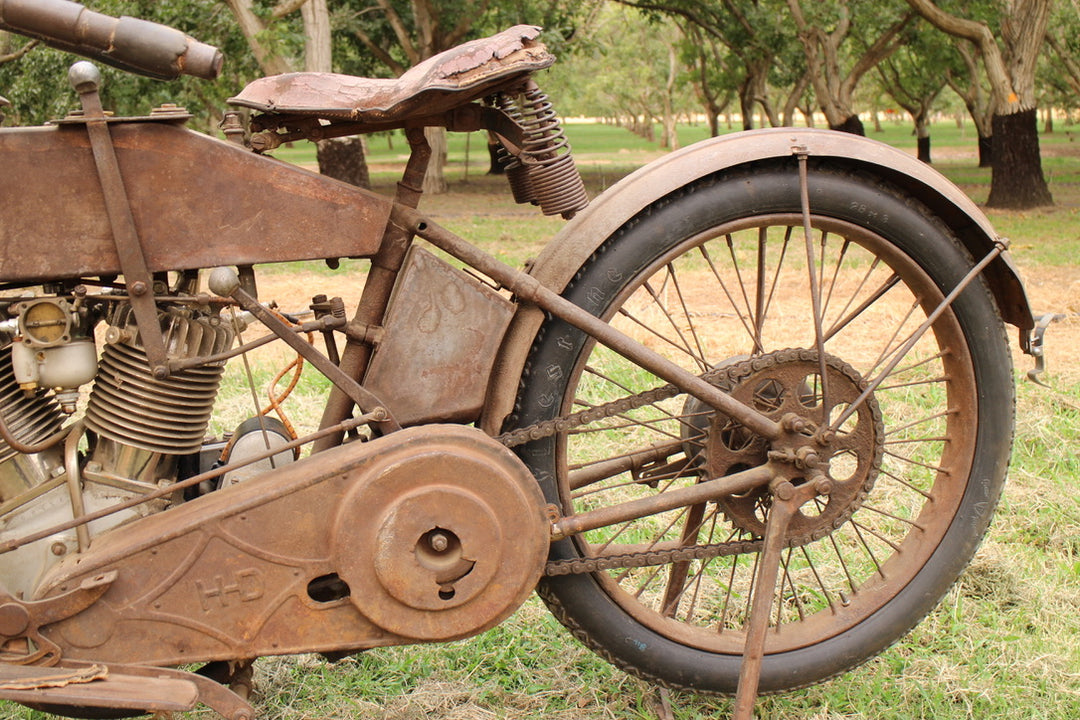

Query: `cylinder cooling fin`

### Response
(0, 345, 65, 465)
(86, 310, 232, 455)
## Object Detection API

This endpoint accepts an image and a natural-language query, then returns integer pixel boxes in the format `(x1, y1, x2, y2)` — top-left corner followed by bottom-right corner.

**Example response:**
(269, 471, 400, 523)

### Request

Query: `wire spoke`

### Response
(823, 270, 902, 342)
(666, 263, 711, 372)
(700, 242, 762, 353)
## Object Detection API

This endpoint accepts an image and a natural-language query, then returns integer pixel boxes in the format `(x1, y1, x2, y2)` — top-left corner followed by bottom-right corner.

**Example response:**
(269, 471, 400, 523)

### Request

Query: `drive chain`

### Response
(544, 537, 763, 576)
(497, 360, 750, 449)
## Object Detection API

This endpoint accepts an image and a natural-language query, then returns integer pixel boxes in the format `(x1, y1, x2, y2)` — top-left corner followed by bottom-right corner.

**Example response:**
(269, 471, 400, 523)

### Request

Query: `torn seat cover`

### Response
(228, 25, 553, 123)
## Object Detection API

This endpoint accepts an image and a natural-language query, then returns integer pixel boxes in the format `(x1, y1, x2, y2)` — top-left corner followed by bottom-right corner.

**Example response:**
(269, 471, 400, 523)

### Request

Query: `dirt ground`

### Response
(253, 234, 1080, 392)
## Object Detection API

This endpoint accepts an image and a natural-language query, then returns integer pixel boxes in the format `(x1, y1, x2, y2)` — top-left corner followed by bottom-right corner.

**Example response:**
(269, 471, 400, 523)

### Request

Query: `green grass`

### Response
(4, 119, 1080, 720)
(253, 122, 1080, 718)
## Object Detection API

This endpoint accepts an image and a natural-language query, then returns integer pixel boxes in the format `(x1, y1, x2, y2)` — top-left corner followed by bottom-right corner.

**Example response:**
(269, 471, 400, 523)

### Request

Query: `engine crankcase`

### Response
(30, 425, 547, 665)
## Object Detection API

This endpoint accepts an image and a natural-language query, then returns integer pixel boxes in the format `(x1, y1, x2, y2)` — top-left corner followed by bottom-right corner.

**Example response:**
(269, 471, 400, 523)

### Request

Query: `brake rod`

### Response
(549, 464, 774, 540)
(568, 439, 688, 490)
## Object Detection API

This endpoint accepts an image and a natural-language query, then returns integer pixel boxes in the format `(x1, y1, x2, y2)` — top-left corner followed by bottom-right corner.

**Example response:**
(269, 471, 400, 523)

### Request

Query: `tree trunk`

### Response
(661, 43, 679, 150)
(914, 113, 932, 163)
(830, 114, 865, 135)
(423, 126, 449, 194)
(299, 0, 372, 189)
(986, 108, 1052, 208)
(906, 0, 1052, 208)
(738, 79, 755, 130)
(977, 134, 993, 167)
(917, 135, 931, 164)
(316, 137, 371, 189)
(302, 0, 332, 72)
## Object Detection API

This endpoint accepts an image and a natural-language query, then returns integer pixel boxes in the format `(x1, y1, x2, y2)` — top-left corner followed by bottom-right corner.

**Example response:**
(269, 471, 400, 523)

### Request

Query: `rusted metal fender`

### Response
(480, 127, 1034, 435)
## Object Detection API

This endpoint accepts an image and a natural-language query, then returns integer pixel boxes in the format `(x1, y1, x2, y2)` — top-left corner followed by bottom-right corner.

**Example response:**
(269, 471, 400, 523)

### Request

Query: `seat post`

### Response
(313, 127, 431, 449)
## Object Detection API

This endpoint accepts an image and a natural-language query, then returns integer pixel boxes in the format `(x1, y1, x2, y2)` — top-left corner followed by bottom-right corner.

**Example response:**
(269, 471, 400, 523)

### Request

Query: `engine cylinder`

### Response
(86, 312, 232, 455)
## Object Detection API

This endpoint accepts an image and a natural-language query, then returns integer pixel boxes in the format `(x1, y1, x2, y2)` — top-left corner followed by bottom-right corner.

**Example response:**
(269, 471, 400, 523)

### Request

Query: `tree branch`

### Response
(352, 25, 407, 76)
(1047, 30, 1080, 96)
(0, 38, 37, 65)
(376, 0, 419, 65)
(904, 0, 1014, 108)
(272, 0, 310, 20)
(843, 12, 915, 99)
(447, 0, 491, 48)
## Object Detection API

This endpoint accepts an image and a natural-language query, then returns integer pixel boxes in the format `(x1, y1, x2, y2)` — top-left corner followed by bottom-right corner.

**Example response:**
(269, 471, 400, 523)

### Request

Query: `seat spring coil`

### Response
(500, 81, 588, 219)
(494, 92, 538, 206)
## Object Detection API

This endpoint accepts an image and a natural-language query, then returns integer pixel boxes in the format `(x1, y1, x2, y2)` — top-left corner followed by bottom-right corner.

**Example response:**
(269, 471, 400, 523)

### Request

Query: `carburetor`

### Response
(4, 295, 97, 413)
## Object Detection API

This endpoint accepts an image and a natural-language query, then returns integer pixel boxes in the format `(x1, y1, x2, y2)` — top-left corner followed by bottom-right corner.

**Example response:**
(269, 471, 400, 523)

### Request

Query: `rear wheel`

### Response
(511, 163, 1013, 693)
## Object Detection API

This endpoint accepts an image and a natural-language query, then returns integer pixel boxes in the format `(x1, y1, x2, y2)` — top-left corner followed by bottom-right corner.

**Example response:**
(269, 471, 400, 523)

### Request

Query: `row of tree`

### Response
(553, 0, 1075, 209)
(1, 0, 1077, 209)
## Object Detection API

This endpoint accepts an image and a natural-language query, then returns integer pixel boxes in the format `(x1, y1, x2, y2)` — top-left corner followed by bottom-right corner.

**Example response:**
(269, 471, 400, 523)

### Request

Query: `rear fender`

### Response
(480, 127, 1033, 434)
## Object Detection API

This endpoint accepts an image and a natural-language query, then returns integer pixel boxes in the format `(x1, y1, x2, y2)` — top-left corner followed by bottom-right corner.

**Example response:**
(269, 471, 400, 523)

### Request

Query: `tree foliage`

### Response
(875, 18, 947, 161)
(0, 0, 260, 129)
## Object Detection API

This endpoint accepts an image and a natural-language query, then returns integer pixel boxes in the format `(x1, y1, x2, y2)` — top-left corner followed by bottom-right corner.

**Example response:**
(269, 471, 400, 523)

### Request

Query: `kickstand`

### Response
(730, 479, 818, 720)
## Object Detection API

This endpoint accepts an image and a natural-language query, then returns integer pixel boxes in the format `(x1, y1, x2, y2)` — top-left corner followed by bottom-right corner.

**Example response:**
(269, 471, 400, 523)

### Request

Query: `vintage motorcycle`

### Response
(0, 1, 1039, 718)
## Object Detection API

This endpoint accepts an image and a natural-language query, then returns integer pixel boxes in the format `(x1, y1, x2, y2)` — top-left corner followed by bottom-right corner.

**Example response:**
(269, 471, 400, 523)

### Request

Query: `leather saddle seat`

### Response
(228, 25, 553, 125)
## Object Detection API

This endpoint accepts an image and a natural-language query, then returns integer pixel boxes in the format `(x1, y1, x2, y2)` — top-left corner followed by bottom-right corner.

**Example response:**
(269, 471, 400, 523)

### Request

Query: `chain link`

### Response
(544, 537, 763, 576)
(497, 360, 756, 449)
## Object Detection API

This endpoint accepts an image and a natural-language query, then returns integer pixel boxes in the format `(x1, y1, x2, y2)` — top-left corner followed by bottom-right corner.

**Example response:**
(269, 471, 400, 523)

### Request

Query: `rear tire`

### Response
(511, 163, 1014, 693)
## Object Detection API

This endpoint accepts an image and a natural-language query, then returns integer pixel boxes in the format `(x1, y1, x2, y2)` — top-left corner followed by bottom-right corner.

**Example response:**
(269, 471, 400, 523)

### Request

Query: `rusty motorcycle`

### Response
(0, 1, 1038, 718)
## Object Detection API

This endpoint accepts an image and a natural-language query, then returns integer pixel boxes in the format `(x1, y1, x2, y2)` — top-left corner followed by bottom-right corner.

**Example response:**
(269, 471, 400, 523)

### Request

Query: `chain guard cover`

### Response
(32, 426, 546, 666)
(332, 425, 547, 640)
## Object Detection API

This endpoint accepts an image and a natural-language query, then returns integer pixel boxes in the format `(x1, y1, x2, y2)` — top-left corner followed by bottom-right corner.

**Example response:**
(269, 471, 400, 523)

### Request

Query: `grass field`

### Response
(4, 119, 1080, 720)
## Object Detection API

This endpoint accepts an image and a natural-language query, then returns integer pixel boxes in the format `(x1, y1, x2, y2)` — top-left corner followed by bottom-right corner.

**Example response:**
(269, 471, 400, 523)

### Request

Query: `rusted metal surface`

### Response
(363, 247, 514, 426)
(229, 26, 552, 123)
(0, 571, 114, 665)
(0, 122, 392, 282)
(0, 663, 199, 714)
(71, 63, 167, 373)
(0, 660, 257, 719)
(550, 465, 773, 541)
(32, 426, 546, 664)
(313, 126, 431, 452)
(0, 0, 222, 79)
(730, 478, 818, 720)
(332, 426, 548, 641)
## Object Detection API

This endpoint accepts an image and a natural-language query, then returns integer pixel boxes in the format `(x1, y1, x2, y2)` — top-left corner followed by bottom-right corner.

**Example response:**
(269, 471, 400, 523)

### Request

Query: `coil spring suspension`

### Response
(494, 94, 537, 207)
(495, 80, 588, 219)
